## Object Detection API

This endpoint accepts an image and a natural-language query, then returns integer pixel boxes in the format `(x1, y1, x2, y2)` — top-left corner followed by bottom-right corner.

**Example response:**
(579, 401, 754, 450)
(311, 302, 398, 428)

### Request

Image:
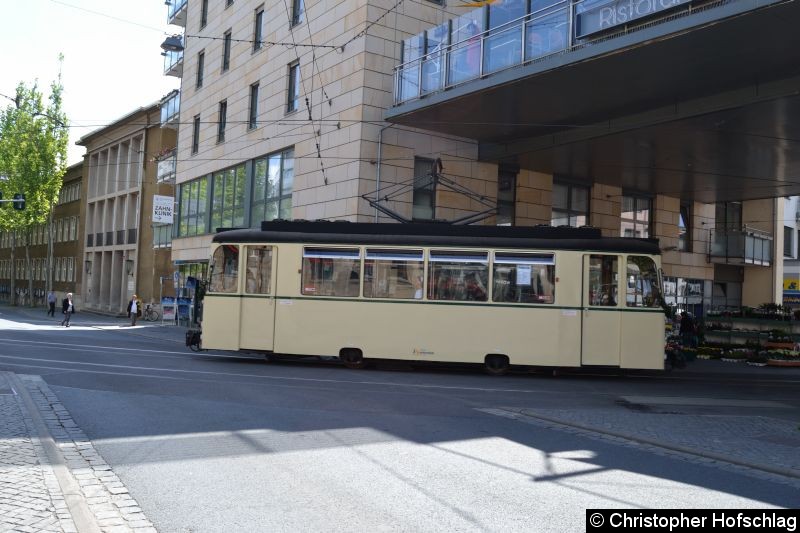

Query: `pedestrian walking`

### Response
(47, 290, 56, 317)
(127, 294, 142, 326)
(60, 293, 75, 327)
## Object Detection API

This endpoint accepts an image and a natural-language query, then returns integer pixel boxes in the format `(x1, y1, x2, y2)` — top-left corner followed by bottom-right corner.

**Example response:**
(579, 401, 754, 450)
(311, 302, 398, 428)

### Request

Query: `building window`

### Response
(196, 50, 205, 88)
(678, 204, 691, 252)
(210, 164, 246, 230)
(248, 83, 259, 130)
(497, 167, 516, 226)
(716, 201, 742, 231)
(620, 195, 652, 238)
(551, 182, 589, 227)
(222, 30, 232, 72)
(412, 157, 436, 221)
(200, 0, 208, 29)
(253, 7, 264, 52)
(217, 100, 227, 143)
(785, 226, 794, 258)
(192, 115, 200, 154)
(178, 176, 209, 237)
(251, 148, 294, 225)
(292, 0, 304, 26)
(287, 61, 300, 113)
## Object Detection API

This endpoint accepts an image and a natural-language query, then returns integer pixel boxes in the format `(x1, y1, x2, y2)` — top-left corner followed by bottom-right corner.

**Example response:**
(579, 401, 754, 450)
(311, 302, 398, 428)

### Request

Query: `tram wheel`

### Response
(484, 354, 510, 376)
(340, 348, 366, 369)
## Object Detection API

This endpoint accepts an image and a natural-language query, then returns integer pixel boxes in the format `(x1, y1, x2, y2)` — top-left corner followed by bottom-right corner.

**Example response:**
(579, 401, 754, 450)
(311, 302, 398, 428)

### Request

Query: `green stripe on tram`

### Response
(205, 293, 665, 313)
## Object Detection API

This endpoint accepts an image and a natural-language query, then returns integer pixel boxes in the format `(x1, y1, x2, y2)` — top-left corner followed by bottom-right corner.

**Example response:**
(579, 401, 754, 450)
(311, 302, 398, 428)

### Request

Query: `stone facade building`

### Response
(0, 162, 84, 307)
(76, 104, 176, 314)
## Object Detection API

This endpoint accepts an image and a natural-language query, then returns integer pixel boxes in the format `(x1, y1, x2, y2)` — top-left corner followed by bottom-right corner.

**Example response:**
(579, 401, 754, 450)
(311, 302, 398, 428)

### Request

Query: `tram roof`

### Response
(212, 221, 661, 255)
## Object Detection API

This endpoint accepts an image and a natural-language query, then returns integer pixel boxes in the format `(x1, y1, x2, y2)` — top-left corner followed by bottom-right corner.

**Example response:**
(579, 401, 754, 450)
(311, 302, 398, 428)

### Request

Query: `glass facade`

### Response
(251, 148, 294, 226)
(178, 176, 208, 237)
(211, 165, 246, 230)
(177, 148, 294, 237)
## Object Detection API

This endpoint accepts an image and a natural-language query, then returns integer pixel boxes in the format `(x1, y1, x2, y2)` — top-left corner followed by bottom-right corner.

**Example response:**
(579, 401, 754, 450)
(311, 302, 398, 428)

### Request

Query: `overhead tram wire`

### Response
(280, 0, 329, 186)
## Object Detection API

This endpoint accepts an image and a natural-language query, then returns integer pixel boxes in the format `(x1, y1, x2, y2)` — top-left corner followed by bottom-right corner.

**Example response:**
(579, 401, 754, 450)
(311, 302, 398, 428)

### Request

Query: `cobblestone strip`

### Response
(1, 392, 75, 533)
(19, 375, 157, 533)
(480, 407, 800, 490)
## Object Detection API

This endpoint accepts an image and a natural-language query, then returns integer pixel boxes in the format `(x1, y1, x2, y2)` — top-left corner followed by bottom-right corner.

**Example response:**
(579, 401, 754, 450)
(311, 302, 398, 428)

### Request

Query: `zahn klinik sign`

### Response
(152, 195, 174, 224)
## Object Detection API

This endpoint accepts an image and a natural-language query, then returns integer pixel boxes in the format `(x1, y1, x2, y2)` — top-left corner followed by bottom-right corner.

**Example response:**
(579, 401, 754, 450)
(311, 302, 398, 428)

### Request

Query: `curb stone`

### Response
(16, 374, 158, 532)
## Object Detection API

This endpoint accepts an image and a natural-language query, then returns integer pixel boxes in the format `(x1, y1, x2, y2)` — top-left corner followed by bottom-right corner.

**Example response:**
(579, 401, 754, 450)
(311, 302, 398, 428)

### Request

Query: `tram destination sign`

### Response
(575, 0, 691, 38)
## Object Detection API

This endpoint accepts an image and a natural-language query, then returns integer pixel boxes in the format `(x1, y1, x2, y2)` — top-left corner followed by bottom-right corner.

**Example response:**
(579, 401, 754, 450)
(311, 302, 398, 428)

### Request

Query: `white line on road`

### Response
(0, 338, 192, 355)
(0, 353, 549, 394)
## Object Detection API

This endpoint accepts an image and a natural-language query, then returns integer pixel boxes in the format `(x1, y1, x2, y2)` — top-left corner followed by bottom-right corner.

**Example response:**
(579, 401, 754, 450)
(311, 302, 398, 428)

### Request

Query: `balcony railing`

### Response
(157, 150, 177, 184)
(393, 0, 734, 104)
(709, 226, 773, 267)
(166, 0, 187, 27)
(160, 90, 180, 128)
(163, 49, 183, 77)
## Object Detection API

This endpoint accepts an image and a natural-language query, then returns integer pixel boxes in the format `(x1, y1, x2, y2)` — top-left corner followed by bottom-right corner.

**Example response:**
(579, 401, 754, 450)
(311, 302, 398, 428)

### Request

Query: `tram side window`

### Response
(364, 249, 424, 299)
(428, 250, 488, 302)
(301, 248, 360, 297)
(493, 253, 555, 304)
(626, 255, 662, 308)
(588, 255, 618, 306)
(210, 245, 240, 293)
(245, 246, 272, 294)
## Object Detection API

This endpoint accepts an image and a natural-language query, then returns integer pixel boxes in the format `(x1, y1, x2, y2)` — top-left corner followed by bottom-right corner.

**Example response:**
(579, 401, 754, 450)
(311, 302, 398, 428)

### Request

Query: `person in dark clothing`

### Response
(47, 290, 57, 317)
(679, 312, 696, 347)
(61, 293, 75, 327)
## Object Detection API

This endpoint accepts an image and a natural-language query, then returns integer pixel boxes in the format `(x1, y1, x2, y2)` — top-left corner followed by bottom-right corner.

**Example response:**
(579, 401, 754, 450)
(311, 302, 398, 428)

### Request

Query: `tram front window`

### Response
(210, 245, 240, 293)
(626, 255, 663, 308)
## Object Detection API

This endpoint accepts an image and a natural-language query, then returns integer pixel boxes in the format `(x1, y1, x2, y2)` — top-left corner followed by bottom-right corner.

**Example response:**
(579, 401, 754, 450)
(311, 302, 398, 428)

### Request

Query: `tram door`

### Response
(239, 245, 277, 351)
(581, 254, 621, 366)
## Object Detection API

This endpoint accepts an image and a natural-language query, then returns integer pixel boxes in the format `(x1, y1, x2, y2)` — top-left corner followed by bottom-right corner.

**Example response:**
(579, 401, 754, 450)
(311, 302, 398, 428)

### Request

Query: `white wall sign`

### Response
(152, 195, 174, 224)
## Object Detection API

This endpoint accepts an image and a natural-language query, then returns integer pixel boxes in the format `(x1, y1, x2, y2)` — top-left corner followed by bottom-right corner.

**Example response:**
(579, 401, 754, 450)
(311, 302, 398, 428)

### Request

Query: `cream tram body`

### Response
(201, 222, 665, 372)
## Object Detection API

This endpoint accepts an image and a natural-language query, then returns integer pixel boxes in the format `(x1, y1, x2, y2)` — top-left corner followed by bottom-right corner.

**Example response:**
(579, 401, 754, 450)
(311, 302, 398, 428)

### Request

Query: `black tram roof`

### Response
(211, 221, 661, 255)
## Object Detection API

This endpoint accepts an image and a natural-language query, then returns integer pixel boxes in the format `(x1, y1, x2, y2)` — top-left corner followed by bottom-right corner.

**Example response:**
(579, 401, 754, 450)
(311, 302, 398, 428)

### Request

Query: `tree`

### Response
(0, 72, 68, 306)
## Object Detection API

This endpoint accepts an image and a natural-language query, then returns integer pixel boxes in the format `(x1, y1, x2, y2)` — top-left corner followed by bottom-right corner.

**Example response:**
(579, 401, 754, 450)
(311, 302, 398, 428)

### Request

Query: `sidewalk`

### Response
(0, 304, 188, 345)
(0, 372, 156, 533)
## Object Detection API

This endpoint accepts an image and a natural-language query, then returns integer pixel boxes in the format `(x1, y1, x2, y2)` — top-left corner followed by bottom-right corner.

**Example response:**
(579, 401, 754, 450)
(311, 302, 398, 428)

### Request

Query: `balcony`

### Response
(709, 227, 773, 267)
(160, 90, 180, 130)
(163, 48, 183, 78)
(166, 0, 187, 27)
(157, 150, 177, 184)
(388, 0, 800, 141)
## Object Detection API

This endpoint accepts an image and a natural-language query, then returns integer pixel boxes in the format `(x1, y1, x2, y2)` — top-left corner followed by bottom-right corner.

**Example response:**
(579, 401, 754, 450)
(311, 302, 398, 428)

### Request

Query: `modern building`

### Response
(0, 162, 84, 307)
(164, 0, 798, 316)
(76, 104, 177, 314)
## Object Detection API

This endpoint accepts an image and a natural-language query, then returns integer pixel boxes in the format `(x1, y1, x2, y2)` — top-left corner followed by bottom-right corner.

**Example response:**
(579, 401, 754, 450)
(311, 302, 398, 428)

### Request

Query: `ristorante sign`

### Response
(575, 0, 692, 38)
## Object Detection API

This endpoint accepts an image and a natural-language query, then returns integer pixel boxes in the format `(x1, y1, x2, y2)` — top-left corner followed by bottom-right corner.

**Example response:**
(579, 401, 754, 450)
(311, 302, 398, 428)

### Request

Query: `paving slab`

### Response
(0, 372, 157, 533)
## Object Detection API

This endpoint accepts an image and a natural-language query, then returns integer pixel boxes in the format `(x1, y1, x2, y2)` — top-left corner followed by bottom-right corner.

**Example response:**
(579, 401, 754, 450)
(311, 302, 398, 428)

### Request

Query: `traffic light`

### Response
(12, 193, 25, 210)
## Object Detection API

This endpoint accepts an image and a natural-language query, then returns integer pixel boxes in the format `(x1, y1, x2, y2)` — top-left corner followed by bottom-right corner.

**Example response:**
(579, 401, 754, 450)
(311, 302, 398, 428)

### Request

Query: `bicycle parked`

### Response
(143, 303, 160, 322)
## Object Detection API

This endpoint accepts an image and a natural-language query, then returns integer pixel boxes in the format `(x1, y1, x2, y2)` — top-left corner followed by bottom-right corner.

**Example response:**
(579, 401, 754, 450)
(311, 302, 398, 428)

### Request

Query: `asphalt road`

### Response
(0, 308, 798, 532)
